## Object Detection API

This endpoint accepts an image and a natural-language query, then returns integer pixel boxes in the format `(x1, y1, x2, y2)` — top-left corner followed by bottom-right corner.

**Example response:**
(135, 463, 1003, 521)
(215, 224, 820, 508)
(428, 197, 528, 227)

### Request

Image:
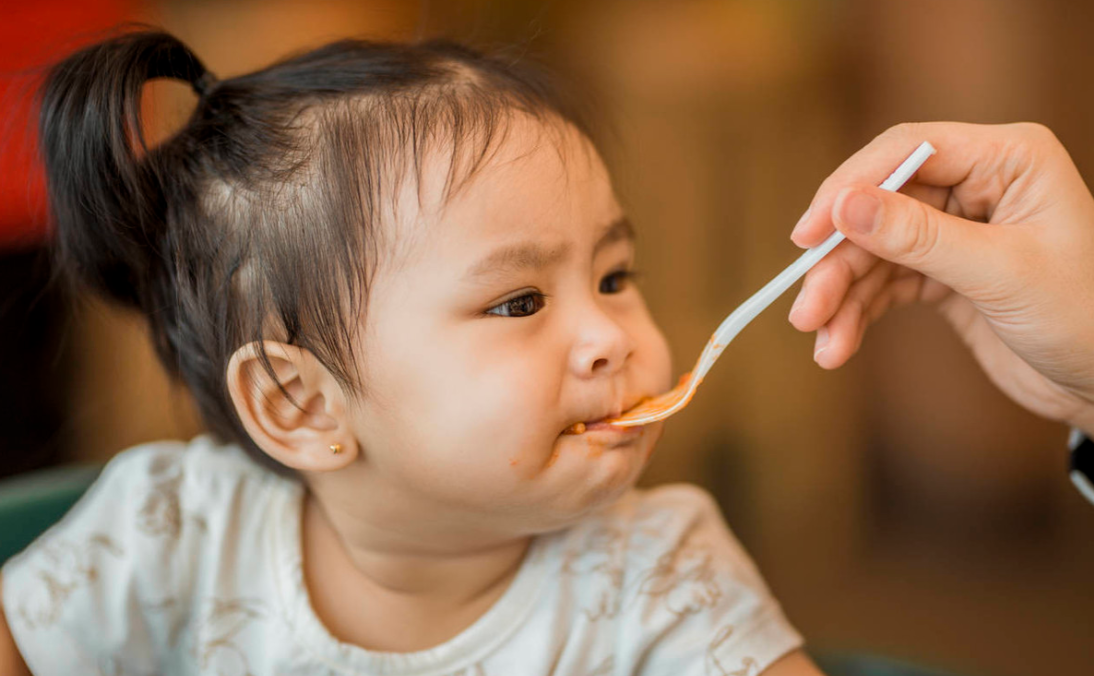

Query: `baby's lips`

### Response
(603, 395, 654, 423)
(562, 422, 586, 435)
(563, 396, 654, 433)
(561, 410, 617, 435)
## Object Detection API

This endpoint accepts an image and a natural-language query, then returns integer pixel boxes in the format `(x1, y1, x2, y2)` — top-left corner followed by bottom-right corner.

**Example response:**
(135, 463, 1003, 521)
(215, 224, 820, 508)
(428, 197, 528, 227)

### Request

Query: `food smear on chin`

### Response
(545, 448, 561, 468)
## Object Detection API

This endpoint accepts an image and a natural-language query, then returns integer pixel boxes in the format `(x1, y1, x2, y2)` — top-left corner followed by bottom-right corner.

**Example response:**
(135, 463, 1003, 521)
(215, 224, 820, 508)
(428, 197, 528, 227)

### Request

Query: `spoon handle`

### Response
(694, 141, 938, 379)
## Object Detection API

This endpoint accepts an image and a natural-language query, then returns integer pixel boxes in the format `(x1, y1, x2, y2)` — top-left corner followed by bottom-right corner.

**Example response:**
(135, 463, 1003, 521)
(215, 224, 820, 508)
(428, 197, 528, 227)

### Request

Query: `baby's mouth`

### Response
(565, 420, 626, 434)
(562, 396, 653, 435)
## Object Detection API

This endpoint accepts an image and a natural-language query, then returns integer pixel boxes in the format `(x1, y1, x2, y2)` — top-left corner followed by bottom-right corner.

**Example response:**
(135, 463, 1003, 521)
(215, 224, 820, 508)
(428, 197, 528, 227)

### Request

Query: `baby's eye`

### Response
(486, 292, 547, 317)
(599, 270, 639, 294)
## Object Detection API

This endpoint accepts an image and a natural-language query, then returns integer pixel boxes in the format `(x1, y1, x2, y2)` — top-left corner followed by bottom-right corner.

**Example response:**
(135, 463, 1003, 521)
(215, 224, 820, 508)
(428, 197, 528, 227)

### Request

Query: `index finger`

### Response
(790, 121, 1046, 248)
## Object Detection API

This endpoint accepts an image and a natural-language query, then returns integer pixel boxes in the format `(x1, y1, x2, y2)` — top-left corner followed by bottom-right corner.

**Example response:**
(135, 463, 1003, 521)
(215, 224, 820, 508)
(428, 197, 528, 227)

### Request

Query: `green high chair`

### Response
(0, 463, 973, 676)
(0, 462, 102, 564)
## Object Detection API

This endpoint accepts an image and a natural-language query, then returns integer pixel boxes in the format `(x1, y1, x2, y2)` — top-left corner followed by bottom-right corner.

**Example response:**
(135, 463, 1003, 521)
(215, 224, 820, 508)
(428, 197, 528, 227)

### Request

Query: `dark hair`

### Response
(39, 26, 594, 474)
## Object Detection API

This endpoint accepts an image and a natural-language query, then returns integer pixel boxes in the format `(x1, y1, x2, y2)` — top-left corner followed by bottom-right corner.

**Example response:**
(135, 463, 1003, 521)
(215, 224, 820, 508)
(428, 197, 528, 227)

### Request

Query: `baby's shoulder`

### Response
(3, 433, 277, 575)
(102, 432, 268, 490)
(1, 435, 290, 672)
(52, 434, 276, 546)
(0, 437, 286, 625)
(108, 433, 277, 519)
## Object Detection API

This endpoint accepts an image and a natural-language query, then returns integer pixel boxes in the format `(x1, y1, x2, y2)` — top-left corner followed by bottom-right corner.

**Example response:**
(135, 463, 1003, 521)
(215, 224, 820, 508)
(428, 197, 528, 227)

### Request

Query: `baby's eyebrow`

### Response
(464, 217, 635, 281)
(592, 217, 636, 256)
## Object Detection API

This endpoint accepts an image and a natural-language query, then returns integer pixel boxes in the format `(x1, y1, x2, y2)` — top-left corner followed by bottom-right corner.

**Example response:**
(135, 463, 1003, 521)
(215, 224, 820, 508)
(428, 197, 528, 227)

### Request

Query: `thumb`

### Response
(831, 184, 1007, 298)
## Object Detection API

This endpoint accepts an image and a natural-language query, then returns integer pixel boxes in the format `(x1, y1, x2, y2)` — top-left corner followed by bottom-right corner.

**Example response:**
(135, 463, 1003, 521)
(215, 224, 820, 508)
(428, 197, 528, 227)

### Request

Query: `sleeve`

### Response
(618, 485, 804, 676)
(1, 441, 190, 676)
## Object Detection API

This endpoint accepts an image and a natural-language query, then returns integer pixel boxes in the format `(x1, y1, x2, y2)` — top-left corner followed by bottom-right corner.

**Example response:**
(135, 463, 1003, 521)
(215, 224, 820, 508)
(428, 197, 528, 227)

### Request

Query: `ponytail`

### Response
(38, 29, 210, 310)
(36, 27, 596, 475)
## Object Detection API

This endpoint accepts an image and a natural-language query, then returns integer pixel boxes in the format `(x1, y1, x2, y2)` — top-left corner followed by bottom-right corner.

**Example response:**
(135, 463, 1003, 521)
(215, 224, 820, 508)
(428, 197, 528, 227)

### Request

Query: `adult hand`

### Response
(787, 122, 1094, 437)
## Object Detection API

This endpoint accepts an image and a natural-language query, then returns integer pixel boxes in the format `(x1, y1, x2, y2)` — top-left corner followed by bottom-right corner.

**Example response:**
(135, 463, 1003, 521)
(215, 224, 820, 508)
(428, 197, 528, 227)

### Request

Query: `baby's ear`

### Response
(226, 341, 358, 472)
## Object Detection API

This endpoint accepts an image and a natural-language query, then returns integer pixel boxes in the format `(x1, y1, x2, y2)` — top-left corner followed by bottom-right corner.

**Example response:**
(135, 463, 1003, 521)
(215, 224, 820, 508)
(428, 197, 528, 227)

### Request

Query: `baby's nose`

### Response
(569, 311, 634, 378)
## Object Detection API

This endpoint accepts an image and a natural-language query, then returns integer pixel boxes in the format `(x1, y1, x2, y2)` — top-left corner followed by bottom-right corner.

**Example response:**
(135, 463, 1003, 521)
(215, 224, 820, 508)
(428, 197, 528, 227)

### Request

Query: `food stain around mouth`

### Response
(561, 394, 659, 435)
(562, 422, 586, 435)
(605, 374, 699, 425)
(510, 412, 654, 479)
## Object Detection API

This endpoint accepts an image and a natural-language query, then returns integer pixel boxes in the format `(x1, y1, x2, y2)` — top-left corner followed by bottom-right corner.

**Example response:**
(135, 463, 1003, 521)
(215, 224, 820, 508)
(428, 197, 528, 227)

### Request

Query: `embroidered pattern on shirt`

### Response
(12, 533, 123, 630)
(192, 596, 266, 676)
(559, 523, 628, 621)
(636, 542, 722, 617)
(136, 459, 207, 539)
(559, 499, 729, 624)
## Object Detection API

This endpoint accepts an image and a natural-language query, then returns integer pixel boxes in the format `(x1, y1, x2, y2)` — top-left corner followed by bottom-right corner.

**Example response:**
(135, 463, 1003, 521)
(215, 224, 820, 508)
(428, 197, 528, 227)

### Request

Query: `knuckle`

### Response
(879, 122, 920, 144)
(1012, 122, 1064, 157)
(866, 293, 891, 324)
(901, 199, 943, 266)
(847, 295, 868, 322)
(835, 255, 857, 289)
(823, 124, 925, 206)
(1017, 121, 1057, 143)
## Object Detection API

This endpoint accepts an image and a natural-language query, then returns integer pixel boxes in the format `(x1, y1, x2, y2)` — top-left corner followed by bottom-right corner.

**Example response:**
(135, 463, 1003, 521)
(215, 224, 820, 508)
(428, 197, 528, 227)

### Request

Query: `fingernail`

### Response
(790, 206, 812, 244)
(789, 291, 807, 323)
(835, 189, 881, 235)
(813, 326, 830, 361)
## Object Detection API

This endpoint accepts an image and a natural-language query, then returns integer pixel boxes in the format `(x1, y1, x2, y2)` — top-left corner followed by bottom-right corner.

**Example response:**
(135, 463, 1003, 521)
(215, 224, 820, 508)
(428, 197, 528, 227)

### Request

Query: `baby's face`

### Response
(346, 115, 672, 537)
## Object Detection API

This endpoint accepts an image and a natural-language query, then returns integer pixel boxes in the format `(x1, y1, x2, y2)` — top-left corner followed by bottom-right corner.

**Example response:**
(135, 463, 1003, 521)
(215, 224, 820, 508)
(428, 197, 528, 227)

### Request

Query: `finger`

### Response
(863, 273, 930, 324)
(813, 261, 895, 369)
(789, 243, 882, 332)
(788, 179, 954, 331)
(790, 121, 1052, 248)
(899, 181, 955, 215)
(792, 181, 953, 250)
(827, 183, 1014, 300)
(815, 269, 952, 370)
(845, 275, 936, 362)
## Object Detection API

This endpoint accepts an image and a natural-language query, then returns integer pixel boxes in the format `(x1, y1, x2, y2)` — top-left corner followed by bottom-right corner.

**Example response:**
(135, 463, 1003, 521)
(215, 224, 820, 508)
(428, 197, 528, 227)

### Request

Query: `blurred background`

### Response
(3, 1, 1094, 674)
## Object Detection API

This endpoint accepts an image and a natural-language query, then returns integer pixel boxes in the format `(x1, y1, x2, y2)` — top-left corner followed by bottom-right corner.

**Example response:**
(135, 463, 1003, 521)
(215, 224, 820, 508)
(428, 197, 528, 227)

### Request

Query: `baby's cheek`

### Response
(390, 422, 530, 504)
(441, 373, 557, 476)
(641, 320, 674, 393)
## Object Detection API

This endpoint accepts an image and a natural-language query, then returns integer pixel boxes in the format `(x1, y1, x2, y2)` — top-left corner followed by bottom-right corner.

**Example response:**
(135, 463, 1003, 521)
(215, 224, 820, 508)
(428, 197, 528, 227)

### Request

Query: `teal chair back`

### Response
(815, 654, 974, 676)
(0, 463, 101, 564)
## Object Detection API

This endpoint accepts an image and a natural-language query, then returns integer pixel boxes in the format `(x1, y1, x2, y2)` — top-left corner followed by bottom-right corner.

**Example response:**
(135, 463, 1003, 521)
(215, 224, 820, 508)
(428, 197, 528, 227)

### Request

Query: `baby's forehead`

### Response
(387, 115, 614, 262)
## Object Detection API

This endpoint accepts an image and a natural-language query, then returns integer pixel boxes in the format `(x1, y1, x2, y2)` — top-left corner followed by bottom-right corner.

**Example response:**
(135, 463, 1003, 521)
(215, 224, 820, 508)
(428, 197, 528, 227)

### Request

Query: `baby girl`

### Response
(0, 29, 819, 675)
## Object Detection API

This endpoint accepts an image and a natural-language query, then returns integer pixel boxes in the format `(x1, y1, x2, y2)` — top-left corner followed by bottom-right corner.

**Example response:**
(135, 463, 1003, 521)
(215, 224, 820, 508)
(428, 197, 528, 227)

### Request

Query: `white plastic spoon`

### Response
(608, 141, 937, 427)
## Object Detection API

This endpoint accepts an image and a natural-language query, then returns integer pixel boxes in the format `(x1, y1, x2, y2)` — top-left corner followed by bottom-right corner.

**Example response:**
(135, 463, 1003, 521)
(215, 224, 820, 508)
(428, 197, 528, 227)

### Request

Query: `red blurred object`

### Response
(0, 0, 142, 250)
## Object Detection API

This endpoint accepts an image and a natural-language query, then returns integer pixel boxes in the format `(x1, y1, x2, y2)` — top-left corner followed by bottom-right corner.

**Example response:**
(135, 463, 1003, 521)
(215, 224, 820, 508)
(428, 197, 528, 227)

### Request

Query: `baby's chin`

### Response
(531, 476, 641, 535)
(536, 422, 662, 523)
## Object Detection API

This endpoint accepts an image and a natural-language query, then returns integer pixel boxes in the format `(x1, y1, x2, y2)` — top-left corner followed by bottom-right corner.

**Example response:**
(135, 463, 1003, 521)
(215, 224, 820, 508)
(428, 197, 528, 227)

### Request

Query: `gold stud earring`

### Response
(329, 443, 343, 455)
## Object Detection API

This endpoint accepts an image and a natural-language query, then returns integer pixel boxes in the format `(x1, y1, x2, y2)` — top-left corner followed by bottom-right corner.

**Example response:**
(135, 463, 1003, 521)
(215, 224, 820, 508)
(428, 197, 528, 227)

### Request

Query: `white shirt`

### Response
(3, 434, 802, 675)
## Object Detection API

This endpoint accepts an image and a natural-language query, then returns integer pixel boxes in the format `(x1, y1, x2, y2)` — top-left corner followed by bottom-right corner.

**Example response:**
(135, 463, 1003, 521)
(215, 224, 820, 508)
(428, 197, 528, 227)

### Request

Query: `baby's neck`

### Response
(301, 490, 531, 652)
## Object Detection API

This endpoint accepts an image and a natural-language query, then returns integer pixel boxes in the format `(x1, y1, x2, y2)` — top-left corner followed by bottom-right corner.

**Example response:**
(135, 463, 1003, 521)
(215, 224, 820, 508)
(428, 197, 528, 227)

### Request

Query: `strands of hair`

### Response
(38, 26, 594, 474)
